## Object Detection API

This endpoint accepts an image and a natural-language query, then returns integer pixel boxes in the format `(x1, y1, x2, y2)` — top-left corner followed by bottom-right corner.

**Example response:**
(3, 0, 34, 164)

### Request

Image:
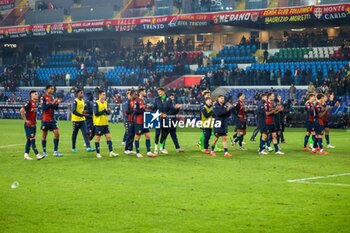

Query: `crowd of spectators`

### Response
(201, 65, 350, 97)
(1, 38, 206, 89)
(1, 33, 350, 102)
(0, 64, 31, 91)
(0, 91, 23, 104)
(276, 30, 349, 48)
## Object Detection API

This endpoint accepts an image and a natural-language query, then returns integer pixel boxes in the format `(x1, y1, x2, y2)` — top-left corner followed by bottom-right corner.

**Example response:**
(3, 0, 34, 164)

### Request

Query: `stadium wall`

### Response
(25, 8, 65, 24)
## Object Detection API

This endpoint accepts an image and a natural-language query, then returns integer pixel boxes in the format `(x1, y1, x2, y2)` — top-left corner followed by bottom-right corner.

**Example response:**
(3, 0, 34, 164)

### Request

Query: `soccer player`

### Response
(20, 90, 44, 160)
(303, 93, 317, 151)
(201, 97, 214, 154)
(84, 92, 95, 141)
(198, 90, 211, 151)
(258, 93, 284, 155)
(122, 91, 131, 146)
(279, 95, 286, 143)
(256, 93, 267, 147)
(71, 89, 95, 152)
(324, 93, 335, 149)
(124, 90, 137, 155)
(250, 93, 266, 142)
(274, 95, 284, 147)
(210, 95, 232, 157)
(312, 94, 329, 154)
(231, 93, 247, 150)
(159, 93, 184, 153)
(152, 87, 167, 154)
(133, 88, 156, 158)
(40, 85, 63, 157)
(93, 90, 119, 158)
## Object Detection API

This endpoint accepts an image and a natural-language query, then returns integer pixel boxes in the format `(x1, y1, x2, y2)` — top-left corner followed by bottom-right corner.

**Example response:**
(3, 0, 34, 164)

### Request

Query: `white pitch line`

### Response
(295, 181, 350, 187)
(287, 173, 350, 183)
(0, 144, 25, 149)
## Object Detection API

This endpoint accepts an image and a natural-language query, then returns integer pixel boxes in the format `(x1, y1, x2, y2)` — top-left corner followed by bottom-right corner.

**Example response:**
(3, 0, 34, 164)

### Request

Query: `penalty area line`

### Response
(287, 173, 350, 187)
(287, 173, 350, 183)
(293, 181, 350, 187)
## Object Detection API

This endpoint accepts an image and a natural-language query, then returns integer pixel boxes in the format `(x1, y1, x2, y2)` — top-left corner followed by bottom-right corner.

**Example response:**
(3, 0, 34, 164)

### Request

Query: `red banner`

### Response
(0, 0, 15, 10)
(313, 4, 350, 20)
(0, 3, 349, 39)
(212, 10, 261, 24)
(0, 25, 30, 39)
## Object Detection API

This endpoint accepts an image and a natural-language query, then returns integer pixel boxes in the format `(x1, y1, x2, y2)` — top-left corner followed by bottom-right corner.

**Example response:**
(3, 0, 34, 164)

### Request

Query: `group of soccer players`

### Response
(303, 92, 336, 154)
(21, 85, 64, 160)
(21, 85, 117, 160)
(21, 85, 336, 160)
(122, 87, 184, 158)
(197, 91, 285, 156)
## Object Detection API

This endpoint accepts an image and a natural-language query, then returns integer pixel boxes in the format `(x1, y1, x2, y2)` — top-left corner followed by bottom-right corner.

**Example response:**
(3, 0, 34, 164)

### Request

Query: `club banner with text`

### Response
(0, 3, 350, 40)
(0, 0, 15, 11)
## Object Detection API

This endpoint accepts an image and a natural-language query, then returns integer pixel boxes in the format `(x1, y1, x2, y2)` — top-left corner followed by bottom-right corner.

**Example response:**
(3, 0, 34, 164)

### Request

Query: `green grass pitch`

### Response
(0, 119, 349, 233)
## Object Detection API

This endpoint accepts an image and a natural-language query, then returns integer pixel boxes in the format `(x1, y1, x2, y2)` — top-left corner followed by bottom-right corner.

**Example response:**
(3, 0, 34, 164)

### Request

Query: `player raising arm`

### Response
(324, 92, 335, 149)
(312, 94, 329, 155)
(303, 93, 317, 151)
(40, 85, 63, 157)
(133, 88, 156, 158)
(258, 93, 284, 155)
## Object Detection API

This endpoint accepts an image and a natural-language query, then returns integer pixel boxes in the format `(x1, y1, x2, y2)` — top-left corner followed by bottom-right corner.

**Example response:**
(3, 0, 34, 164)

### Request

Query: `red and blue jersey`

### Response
(133, 98, 146, 125)
(232, 100, 245, 122)
(315, 102, 324, 126)
(305, 101, 315, 122)
(236, 100, 245, 122)
(264, 101, 274, 125)
(40, 94, 58, 122)
(23, 100, 37, 125)
(125, 99, 135, 123)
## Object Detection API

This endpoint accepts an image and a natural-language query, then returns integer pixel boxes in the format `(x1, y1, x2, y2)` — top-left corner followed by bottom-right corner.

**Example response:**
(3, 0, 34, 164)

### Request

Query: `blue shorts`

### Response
(95, 126, 110, 136)
(315, 123, 324, 135)
(263, 124, 276, 134)
(135, 124, 150, 135)
(214, 133, 227, 137)
(41, 121, 58, 131)
(236, 121, 247, 129)
(24, 124, 36, 139)
(214, 125, 228, 136)
(275, 124, 282, 131)
(306, 121, 315, 132)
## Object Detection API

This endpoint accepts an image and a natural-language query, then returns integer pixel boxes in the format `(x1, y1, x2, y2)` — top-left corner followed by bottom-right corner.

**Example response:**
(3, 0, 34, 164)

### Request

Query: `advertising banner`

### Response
(0, 0, 15, 11)
(0, 4, 349, 40)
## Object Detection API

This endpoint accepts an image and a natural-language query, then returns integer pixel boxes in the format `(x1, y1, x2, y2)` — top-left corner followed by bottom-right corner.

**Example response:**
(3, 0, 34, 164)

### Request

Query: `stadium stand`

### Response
(44, 52, 77, 68)
(213, 45, 257, 64)
(268, 47, 349, 62)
